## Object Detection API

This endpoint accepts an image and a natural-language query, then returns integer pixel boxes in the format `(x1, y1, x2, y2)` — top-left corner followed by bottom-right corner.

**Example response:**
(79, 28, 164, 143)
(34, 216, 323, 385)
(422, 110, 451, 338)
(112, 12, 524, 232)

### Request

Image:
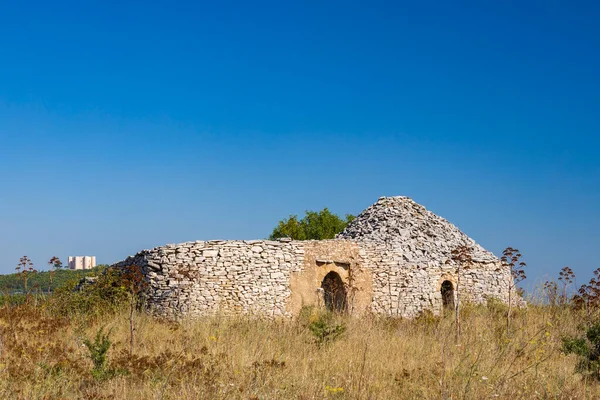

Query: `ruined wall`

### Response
(354, 242, 513, 318)
(114, 240, 306, 317)
(114, 238, 513, 319)
(114, 239, 379, 318)
(113, 197, 520, 319)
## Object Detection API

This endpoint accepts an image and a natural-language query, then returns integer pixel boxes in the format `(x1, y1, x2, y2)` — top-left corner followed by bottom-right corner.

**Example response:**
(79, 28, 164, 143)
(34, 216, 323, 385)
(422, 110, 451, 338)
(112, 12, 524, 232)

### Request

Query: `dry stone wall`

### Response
(114, 196, 519, 319)
(114, 240, 306, 318)
(115, 238, 513, 319)
(359, 242, 511, 318)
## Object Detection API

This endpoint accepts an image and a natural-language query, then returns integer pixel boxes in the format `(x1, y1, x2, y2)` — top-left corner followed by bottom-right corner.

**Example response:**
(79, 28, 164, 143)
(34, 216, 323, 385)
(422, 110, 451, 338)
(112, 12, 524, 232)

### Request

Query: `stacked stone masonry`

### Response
(113, 196, 517, 318)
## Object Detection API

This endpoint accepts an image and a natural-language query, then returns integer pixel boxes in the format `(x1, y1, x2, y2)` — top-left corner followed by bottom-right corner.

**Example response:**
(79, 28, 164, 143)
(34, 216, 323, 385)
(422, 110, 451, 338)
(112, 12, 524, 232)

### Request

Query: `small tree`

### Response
(16, 256, 37, 299)
(558, 266, 576, 304)
(48, 256, 63, 270)
(447, 245, 473, 342)
(269, 208, 355, 240)
(120, 265, 148, 355)
(47, 256, 63, 295)
(572, 268, 600, 326)
(501, 247, 526, 332)
(83, 326, 114, 380)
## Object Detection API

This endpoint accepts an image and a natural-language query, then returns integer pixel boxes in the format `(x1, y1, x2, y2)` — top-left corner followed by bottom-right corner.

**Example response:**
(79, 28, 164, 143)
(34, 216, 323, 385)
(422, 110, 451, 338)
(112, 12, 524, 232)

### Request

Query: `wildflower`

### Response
(324, 385, 344, 396)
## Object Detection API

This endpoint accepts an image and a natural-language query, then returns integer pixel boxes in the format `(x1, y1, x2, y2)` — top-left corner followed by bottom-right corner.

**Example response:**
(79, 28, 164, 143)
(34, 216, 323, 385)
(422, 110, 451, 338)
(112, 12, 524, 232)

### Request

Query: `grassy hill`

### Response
(0, 266, 105, 293)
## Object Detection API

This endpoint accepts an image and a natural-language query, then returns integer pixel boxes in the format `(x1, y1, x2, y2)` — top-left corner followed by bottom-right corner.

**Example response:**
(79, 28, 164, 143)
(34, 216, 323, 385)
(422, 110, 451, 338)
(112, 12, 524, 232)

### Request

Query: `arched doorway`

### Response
(321, 271, 347, 312)
(441, 280, 455, 312)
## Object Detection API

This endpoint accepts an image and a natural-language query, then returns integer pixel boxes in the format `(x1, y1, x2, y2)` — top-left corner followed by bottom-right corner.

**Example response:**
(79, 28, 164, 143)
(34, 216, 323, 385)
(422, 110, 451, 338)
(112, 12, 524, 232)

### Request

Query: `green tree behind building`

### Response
(269, 208, 355, 240)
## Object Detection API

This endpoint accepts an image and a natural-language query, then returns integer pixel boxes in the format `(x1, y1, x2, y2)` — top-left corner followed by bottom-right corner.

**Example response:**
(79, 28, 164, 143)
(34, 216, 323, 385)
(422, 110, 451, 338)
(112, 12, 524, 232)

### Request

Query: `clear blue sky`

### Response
(0, 1, 598, 290)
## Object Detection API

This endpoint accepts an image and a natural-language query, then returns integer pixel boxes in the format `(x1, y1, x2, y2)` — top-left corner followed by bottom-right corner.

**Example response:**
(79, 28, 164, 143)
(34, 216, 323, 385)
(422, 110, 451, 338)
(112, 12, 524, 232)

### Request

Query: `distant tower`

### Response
(68, 256, 97, 270)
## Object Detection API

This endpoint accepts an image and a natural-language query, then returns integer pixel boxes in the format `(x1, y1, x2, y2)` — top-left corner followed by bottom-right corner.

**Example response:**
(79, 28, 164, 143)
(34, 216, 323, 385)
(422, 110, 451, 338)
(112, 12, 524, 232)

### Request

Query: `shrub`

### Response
(309, 318, 346, 345)
(562, 322, 600, 380)
(49, 267, 131, 319)
(307, 311, 346, 345)
(297, 305, 347, 345)
(83, 326, 116, 380)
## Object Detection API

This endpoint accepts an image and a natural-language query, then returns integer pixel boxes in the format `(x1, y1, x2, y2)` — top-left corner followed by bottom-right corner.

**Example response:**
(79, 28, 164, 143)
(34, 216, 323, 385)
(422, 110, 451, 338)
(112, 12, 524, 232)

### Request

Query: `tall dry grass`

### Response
(0, 296, 598, 399)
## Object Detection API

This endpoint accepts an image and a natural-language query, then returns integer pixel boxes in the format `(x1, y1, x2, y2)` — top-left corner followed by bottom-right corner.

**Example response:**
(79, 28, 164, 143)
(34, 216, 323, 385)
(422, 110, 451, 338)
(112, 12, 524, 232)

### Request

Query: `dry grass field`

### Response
(0, 290, 599, 400)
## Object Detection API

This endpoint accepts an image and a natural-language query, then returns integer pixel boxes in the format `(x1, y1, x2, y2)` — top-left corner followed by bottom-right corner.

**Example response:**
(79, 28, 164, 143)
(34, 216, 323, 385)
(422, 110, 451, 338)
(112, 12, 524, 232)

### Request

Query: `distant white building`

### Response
(68, 256, 97, 270)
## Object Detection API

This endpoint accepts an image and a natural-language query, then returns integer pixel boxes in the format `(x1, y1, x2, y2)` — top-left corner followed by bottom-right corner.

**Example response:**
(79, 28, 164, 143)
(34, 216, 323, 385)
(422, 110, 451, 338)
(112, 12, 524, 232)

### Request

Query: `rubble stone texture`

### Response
(113, 196, 515, 318)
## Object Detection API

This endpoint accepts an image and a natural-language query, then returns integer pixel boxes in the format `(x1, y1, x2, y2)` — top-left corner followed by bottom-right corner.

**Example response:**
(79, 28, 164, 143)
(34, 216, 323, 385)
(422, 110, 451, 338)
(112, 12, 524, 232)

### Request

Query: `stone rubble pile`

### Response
(338, 196, 498, 263)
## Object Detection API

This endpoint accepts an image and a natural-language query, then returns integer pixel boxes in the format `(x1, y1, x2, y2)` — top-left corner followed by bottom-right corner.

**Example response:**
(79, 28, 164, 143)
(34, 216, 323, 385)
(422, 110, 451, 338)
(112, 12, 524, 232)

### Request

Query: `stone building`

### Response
(113, 196, 515, 318)
(68, 256, 97, 270)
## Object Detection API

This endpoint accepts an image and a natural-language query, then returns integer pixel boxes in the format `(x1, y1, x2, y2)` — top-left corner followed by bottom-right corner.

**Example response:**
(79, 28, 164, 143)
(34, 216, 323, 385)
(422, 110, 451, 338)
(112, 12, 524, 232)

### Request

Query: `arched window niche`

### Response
(441, 280, 455, 312)
(321, 271, 348, 312)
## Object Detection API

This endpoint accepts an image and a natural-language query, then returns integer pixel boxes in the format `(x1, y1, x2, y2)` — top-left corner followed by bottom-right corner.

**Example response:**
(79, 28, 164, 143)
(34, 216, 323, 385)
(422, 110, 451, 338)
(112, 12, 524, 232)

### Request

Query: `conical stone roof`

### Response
(337, 196, 498, 263)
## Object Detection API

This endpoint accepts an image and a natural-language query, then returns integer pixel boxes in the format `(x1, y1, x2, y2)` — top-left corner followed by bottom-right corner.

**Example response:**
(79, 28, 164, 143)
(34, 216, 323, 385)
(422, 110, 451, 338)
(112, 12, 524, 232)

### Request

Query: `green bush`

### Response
(83, 326, 117, 381)
(49, 268, 131, 319)
(562, 322, 600, 380)
(296, 306, 347, 346)
(0, 293, 28, 307)
(309, 317, 346, 345)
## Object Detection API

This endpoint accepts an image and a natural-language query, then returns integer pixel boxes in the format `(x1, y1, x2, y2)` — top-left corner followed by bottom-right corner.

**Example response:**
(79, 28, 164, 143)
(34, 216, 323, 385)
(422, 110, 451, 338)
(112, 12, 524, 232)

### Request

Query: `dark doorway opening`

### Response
(441, 280, 455, 312)
(321, 271, 347, 312)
